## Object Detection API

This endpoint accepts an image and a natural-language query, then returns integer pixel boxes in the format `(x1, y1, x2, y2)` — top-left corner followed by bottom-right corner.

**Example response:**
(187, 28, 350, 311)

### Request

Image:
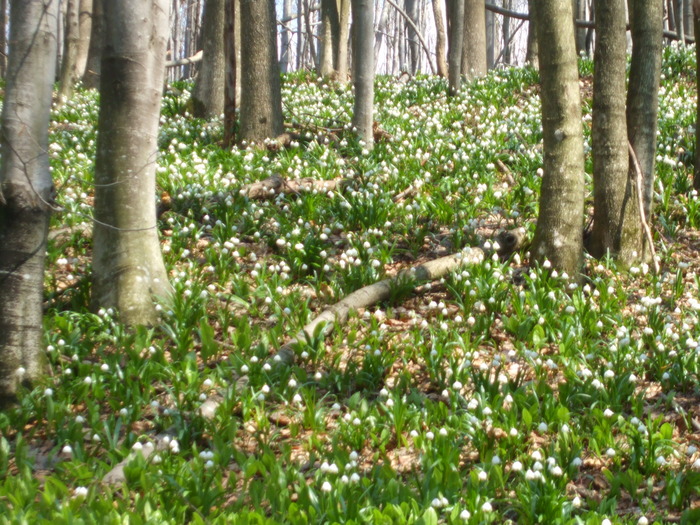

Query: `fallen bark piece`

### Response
(239, 174, 349, 199)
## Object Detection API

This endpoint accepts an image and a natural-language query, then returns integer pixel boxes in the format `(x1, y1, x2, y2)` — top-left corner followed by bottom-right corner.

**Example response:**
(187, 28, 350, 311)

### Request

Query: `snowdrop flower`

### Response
(426, 431, 435, 440)
(572, 496, 581, 508)
(321, 481, 332, 493)
(602, 519, 611, 525)
(638, 517, 649, 525)
(603, 408, 614, 418)
(481, 501, 493, 512)
(460, 509, 471, 520)
(537, 422, 548, 433)
(61, 444, 73, 456)
(606, 448, 616, 458)
(72, 486, 88, 499)
(478, 470, 488, 481)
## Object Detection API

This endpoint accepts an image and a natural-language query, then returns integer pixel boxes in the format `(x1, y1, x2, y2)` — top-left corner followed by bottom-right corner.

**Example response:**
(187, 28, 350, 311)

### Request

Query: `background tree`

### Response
(526, 0, 538, 67)
(0, 0, 6, 78)
(694, 0, 700, 190)
(530, 0, 585, 274)
(589, 0, 643, 264)
(432, 0, 448, 76)
(192, 0, 225, 119)
(627, 0, 663, 231)
(75, 0, 92, 77)
(58, 0, 79, 101)
(239, 0, 283, 142)
(461, 0, 487, 79)
(351, 0, 375, 149)
(319, 0, 340, 77)
(448, 0, 465, 95)
(0, 0, 58, 406)
(92, 0, 172, 325)
(82, 0, 103, 88)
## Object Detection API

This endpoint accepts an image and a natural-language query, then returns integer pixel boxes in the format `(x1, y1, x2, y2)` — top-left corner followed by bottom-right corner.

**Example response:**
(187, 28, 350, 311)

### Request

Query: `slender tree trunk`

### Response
(281, 0, 293, 72)
(627, 0, 663, 228)
(461, 0, 486, 79)
(0, 0, 58, 407)
(405, 0, 419, 73)
(526, 0, 538, 67)
(83, 0, 103, 88)
(336, 0, 351, 81)
(192, 0, 225, 119)
(694, 0, 700, 190)
(239, 0, 284, 142)
(297, 0, 303, 69)
(676, 0, 686, 42)
(531, 0, 585, 275)
(374, 0, 390, 62)
(59, 0, 80, 101)
(485, 5, 495, 67)
(92, 0, 172, 325)
(75, 0, 93, 79)
(433, 0, 448, 76)
(0, 0, 6, 78)
(351, 0, 374, 148)
(224, 0, 236, 145)
(589, 0, 643, 264)
(447, 0, 464, 95)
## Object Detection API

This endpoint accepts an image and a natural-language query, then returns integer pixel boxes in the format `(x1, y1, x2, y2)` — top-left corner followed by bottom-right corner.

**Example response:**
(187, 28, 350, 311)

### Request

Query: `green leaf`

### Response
(531, 324, 546, 347)
(198, 317, 218, 361)
(416, 507, 438, 525)
(522, 407, 532, 429)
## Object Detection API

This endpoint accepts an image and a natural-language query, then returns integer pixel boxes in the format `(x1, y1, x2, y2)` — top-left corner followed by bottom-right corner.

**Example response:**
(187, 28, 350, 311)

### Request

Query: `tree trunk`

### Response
(351, 0, 374, 148)
(92, 0, 172, 326)
(83, 0, 103, 88)
(280, 0, 293, 72)
(239, 0, 284, 142)
(693, 0, 700, 190)
(0, 0, 58, 407)
(574, 0, 587, 53)
(192, 0, 226, 119)
(59, 0, 80, 101)
(224, 0, 237, 146)
(461, 0, 486, 79)
(675, 0, 686, 43)
(485, 4, 495, 67)
(432, 0, 448, 76)
(448, 0, 464, 95)
(531, 0, 585, 275)
(627, 0, 663, 227)
(589, 0, 643, 264)
(374, 0, 390, 63)
(405, 0, 419, 73)
(75, 0, 93, 80)
(336, 0, 351, 81)
(526, 0, 538, 67)
(319, 0, 340, 76)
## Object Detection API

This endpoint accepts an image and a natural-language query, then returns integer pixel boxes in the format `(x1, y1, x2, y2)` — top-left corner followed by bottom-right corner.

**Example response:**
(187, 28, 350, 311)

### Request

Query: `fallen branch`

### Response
(239, 174, 349, 200)
(166, 50, 203, 68)
(628, 142, 659, 274)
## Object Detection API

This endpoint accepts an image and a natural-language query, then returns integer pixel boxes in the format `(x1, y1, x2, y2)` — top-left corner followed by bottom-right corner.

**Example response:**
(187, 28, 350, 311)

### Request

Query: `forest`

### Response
(1, 0, 700, 523)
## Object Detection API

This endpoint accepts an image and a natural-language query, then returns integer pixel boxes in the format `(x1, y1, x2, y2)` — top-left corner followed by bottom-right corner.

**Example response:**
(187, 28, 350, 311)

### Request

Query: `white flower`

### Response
(72, 486, 88, 499)
(606, 448, 616, 458)
(602, 519, 611, 525)
(426, 431, 435, 440)
(44, 388, 53, 397)
(321, 481, 332, 493)
(511, 461, 523, 472)
(572, 496, 581, 508)
(481, 501, 493, 512)
(603, 408, 614, 418)
(61, 445, 73, 456)
(638, 517, 649, 525)
(478, 470, 488, 481)
(537, 422, 548, 433)
(460, 509, 471, 520)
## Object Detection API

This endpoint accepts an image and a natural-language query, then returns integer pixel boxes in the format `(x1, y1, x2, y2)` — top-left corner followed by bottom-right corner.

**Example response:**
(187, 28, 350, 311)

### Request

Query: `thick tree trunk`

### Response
(627, 0, 663, 227)
(526, 0, 538, 67)
(448, 0, 464, 95)
(0, 0, 6, 78)
(82, 0, 103, 88)
(351, 0, 374, 148)
(531, 0, 585, 275)
(589, 0, 643, 264)
(432, 0, 448, 76)
(0, 0, 57, 407)
(461, 0, 486, 79)
(319, 0, 340, 76)
(59, 0, 80, 101)
(280, 0, 293, 72)
(92, 0, 172, 325)
(239, 0, 283, 142)
(192, 0, 226, 119)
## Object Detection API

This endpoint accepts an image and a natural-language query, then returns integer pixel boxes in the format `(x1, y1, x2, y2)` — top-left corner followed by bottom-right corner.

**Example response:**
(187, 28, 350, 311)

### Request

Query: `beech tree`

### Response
(82, 0, 103, 88)
(92, 0, 171, 325)
(461, 0, 486, 79)
(526, 0, 538, 67)
(589, 0, 643, 264)
(351, 0, 375, 148)
(58, 0, 79, 101)
(448, 0, 465, 95)
(239, 0, 283, 142)
(432, 0, 448, 77)
(694, 0, 700, 190)
(0, 0, 58, 406)
(192, 0, 225, 119)
(530, 0, 585, 274)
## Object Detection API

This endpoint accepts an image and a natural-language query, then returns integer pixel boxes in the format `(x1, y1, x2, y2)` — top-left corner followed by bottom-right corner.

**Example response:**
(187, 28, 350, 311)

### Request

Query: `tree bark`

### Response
(405, 0, 420, 74)
(627, 0, 663, 227)
(280, 0, 293, 72)
(461, 0, 487, 79)
(433, 0, 448, 76)
(319, 0, 340, 76)
(192, 0, 226, 119)
(693, 0, 700, 190)
(75, 0, 92, 79)
(531, 0, 585, 275)
(92, 0, 172, 325)
(0, 0, 6, 78)
(0, 0, 58, 407)
(448, 0, 464, 95)
(351, 0, 375, 148)
(526, 0, 538, 67)
(589, 0, 643, 264)
(82, 0, 103, 88)
(59, 0, 80, 101)
(336, 0, 351, 81)
(239, 0, 283, 142)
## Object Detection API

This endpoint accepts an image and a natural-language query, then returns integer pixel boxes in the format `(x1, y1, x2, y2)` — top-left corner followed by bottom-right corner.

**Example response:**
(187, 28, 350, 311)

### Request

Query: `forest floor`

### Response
(2, 45, 700, 524)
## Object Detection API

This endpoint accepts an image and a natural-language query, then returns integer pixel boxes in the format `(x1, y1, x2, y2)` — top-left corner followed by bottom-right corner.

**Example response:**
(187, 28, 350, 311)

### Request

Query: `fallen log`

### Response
(239, 174, 349, 199)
